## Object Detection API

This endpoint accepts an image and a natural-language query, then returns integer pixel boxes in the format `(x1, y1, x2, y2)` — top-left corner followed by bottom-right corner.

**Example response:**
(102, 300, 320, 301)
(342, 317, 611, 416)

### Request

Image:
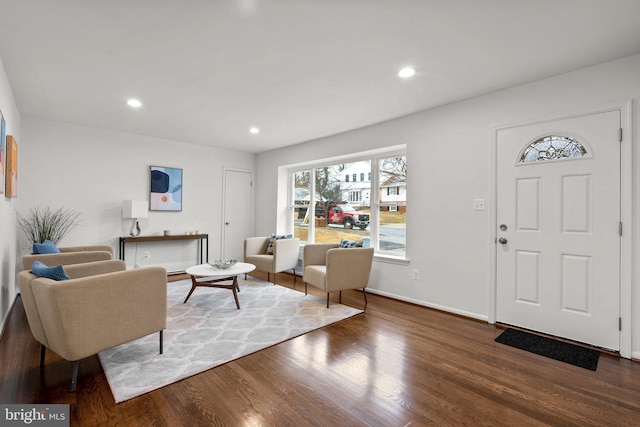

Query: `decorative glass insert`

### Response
(519, 135, 588, 163)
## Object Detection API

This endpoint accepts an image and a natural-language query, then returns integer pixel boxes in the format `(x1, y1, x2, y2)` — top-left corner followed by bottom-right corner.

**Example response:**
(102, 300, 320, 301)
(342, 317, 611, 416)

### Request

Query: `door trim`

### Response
(220, 167, 255, 259)
(489, 100, 633, 359)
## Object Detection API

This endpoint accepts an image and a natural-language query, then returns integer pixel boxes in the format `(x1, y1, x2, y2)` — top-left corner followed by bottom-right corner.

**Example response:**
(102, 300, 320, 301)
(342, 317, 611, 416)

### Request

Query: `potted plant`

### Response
(16, 207, 82, 245)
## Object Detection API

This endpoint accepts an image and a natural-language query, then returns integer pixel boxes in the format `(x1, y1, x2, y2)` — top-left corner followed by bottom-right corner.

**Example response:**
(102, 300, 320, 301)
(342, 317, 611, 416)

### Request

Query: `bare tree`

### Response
(315, 167, 342, 203)
(294, 170, 310, 189)
(381, 156, 407, 183)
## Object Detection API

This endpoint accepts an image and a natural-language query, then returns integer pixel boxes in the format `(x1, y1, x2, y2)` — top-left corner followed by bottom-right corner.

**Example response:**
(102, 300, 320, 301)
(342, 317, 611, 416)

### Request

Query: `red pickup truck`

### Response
(326, 204, 369, 229)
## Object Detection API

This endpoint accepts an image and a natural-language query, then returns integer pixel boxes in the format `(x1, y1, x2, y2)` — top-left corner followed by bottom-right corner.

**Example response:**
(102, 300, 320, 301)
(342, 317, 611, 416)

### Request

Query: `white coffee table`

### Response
(184, 262, 256, 308)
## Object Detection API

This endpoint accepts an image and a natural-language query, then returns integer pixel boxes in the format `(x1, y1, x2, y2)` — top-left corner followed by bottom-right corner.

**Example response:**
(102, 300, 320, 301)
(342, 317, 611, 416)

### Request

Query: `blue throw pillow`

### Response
(31, 260, 70, 281)
(339, 238, 364, 248)
(32, 240, 60, 254)
(266, 233, 293, 255)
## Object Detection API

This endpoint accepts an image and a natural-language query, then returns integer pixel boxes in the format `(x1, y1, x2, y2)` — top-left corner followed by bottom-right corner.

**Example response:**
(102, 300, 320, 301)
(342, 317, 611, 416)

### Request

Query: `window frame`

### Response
(517, 134, 591, 164)
(286, 145, 408, 262)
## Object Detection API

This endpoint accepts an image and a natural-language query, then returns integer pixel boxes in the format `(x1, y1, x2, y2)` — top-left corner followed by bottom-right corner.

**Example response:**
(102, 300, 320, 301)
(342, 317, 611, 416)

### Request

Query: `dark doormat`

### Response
(495, 328, 599, 371)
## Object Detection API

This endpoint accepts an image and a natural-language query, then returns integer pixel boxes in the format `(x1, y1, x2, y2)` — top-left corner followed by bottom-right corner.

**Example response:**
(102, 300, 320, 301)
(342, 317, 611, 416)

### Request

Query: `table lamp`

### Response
(123, 200, 149, 237)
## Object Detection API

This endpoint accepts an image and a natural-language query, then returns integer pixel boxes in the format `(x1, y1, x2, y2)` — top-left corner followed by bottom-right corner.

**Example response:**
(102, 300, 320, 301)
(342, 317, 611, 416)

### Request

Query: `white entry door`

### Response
(496, 110, 621, 351)
(222, 168, 254, 260)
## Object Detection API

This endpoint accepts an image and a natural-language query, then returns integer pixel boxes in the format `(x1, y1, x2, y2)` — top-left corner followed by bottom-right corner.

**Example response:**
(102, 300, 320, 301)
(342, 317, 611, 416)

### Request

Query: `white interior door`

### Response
(496, 110, 621, 351)
(222, 168, 253, 260)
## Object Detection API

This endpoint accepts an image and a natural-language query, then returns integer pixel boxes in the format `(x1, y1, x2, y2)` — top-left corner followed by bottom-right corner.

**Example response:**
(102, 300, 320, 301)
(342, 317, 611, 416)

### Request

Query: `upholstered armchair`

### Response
(303, 244, 374, 308)
(22, 244, 114, 270)
(17, 259, 167, 392)
(244, 236, 301, 284)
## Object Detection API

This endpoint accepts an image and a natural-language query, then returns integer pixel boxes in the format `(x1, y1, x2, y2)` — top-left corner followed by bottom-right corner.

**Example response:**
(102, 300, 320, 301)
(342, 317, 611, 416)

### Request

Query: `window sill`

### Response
(373, 253, 410, 266)
(298, 243, 409, 265)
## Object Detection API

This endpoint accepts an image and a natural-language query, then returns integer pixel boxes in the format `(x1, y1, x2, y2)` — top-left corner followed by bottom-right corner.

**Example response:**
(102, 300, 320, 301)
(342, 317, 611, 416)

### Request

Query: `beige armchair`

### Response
(22, 244, 114, 270)
(17, 259, 167, 392)
(244, 236, 301, 284)
(303, 244, 374, 308)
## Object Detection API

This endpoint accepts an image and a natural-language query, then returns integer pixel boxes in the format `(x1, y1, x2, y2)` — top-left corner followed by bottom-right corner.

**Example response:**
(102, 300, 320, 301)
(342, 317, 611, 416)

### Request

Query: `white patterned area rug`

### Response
(98, 277, 363, 403)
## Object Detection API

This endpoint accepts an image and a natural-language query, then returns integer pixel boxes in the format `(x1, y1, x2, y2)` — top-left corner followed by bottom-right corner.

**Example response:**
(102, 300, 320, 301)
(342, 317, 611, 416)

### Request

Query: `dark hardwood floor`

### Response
(2, 272, 640, 426)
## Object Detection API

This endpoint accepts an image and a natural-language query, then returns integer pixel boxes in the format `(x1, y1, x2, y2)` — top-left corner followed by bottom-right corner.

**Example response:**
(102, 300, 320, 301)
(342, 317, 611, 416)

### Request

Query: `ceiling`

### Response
(1, 1, 640, 154)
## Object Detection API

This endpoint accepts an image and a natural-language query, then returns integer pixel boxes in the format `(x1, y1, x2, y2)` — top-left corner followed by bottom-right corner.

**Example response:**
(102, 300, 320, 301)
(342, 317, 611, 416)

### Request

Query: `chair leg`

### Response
(70, 360, 79, 393)
(292, 269, 296, 285)
(326, 293, 330, 308)
(159, 330, 164, 354)
(273, 272, 277, 285)
(304, 282, 308, 295)
(40, 344, 46, 368)
(363, 287, 368, 309)
(339, 290, 342, 304)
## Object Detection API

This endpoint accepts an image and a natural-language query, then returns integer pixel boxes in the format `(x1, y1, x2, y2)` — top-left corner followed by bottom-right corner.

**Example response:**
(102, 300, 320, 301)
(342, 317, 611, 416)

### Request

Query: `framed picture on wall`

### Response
(5, 135, 17, 197)
(149, 166, 183, 211)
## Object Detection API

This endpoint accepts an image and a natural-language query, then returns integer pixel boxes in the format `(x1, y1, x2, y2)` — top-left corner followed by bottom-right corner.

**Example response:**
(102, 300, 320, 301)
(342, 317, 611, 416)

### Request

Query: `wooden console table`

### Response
(119, 234, 209, 265)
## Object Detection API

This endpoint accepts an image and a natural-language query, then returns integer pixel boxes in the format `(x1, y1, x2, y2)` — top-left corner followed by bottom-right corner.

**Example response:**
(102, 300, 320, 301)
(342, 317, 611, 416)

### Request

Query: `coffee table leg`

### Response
(232, 276, 240, 309)
(183, 275, 199, 303)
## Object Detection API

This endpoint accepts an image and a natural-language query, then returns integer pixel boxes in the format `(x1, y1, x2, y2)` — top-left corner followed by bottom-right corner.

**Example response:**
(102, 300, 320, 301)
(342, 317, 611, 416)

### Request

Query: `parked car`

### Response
(326, 204, 369, 229)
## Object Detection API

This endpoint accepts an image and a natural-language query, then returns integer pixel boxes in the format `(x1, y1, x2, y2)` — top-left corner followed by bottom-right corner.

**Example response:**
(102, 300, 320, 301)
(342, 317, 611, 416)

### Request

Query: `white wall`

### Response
(5, 52, 640, 357)
(19, 118, 255, 270)
(255, 54, 640, 357)
(0, 57, 21, 335)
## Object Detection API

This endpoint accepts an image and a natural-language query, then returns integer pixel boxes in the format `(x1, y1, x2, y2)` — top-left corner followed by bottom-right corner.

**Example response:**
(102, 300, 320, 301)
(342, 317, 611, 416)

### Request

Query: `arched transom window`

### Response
(519, 135, 589, 163)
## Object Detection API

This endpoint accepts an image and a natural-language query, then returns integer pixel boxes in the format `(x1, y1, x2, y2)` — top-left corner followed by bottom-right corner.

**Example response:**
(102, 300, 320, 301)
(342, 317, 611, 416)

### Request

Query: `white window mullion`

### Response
(309, 168, 316, 243)
(288, 172, 295, 235)
(369, 158, 380, 251)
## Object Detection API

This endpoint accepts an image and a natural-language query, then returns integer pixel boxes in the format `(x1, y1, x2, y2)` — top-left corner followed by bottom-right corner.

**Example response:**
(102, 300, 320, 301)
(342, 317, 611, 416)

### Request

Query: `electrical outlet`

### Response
(412, 269, 420, 280)
(143, 251, 151, 259)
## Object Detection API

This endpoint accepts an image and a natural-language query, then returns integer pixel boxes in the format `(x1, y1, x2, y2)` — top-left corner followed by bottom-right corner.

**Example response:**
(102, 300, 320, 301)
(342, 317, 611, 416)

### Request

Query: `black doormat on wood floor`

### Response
(495, 328, 599, 371)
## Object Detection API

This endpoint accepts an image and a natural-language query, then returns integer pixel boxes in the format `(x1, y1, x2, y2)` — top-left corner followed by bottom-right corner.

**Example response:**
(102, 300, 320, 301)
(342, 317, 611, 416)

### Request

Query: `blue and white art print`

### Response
(150, 166, 182, 211)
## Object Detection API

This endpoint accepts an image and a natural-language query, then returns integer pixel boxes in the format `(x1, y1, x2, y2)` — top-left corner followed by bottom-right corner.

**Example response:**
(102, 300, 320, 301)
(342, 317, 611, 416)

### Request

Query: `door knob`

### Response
(498, 237, 508, 244)
(225, 222, 230, 225)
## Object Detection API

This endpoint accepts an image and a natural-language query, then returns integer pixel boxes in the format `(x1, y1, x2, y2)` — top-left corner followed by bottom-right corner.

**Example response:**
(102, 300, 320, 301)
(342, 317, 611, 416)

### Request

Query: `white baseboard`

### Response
(0, 294, 18, 342)
(365, 288, 488, 322)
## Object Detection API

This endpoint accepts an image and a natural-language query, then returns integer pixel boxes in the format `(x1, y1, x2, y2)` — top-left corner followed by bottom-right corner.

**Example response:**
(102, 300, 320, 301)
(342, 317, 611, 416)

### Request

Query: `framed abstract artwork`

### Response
(149, 166, 183, 211)
(5, 135, 17, 197)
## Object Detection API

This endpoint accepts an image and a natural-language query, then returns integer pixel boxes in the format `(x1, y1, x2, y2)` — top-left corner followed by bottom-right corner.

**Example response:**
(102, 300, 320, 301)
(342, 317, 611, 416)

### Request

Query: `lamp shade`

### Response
(122, 200, 149, 219)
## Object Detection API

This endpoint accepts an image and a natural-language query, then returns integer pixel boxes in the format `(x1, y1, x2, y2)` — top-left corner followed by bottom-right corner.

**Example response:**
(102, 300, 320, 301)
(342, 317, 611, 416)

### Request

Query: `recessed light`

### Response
(397, 67, 416, 78)
(249, 127, 260, 134)
(127, 98, 142, 108)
